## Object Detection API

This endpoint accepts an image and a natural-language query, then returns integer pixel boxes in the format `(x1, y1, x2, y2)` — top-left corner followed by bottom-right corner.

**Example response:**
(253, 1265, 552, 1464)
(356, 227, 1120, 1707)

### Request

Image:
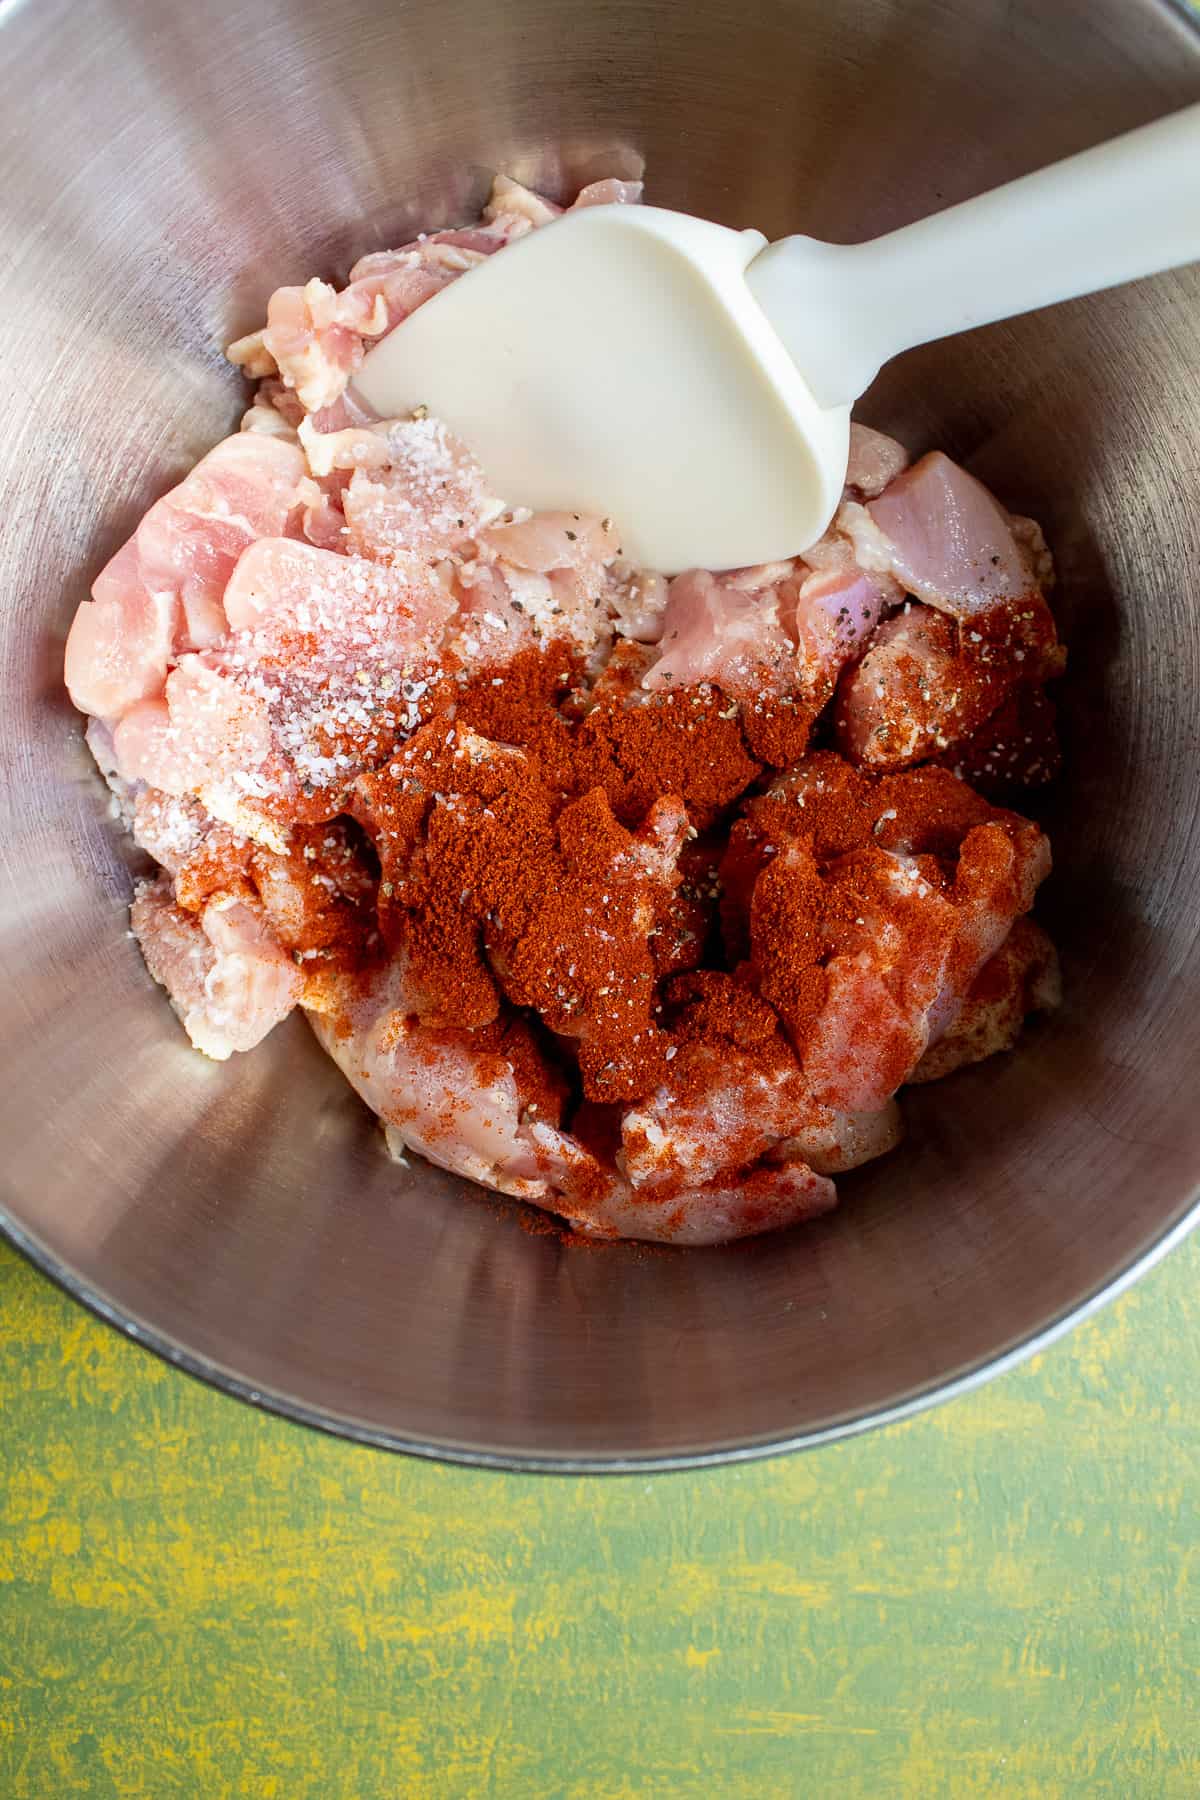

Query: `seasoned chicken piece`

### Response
(131, 875, 302, 1059)
(447, 507, 624, 669)
(608, 567, 669, 644)
(256, 246, 470, 415)
(303, 414, 504, 560)
(132, 788, 220, 874)
(620, 1039, 809, 1193)
(113, 540, 455, 834)
(64, 434, 306, 721)
(114, 658, 287, 845)
(478, 508, 619, 591)
(619, 972, 901, 1196)
(933, 679, 1062, 796)
(724, 753, 1054, 1110)
(483, 174, 562, 231)
(843, 423, 909, 499)
(309, 962, 559, 1199)
(356, 718, 687, 1102)
(526, 1121, 835, 1246)
(834, 596, 1062, 773)
(791, 562, 901, 693)
(84, 716, 140, 825)
(220, 535, 453, 659)
(772, 1100, 903, 1176)
(640, 522, 902, 764)
(856, 450, 1042, 618)
(642, 567, 798, 702)
(909, 916, 1060, 1082)
(571, 178, 644, 208)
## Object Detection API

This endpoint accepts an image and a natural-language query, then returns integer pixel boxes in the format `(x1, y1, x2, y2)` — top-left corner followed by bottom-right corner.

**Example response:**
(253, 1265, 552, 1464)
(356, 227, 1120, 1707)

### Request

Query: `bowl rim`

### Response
(4, 1187, 1199, 1473)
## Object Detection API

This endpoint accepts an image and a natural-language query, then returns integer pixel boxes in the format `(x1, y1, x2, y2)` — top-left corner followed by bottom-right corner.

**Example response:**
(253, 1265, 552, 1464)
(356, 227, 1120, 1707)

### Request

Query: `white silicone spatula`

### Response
(354, 103, 1200, 573)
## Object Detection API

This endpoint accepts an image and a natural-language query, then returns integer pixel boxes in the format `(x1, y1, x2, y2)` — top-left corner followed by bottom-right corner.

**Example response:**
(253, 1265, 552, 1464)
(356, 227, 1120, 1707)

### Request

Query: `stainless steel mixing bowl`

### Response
(2, 0, 1199, 1470)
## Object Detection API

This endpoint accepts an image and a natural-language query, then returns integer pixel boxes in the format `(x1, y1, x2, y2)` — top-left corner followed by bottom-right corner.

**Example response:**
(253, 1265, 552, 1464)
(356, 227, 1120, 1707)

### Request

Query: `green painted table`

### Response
(2, 1230, 1197, 1798)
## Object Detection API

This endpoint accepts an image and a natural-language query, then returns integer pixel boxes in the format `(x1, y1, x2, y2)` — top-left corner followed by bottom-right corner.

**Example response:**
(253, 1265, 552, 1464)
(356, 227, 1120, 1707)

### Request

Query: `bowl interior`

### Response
(1, 0, 1199, 1466)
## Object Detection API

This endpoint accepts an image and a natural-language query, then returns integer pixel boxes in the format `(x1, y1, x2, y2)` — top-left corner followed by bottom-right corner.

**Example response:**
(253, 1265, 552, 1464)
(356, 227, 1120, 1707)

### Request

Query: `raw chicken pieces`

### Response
(65, 170, 1064, 1246)
(863, 452, 1038, 616)
(65, 434, 307, 722)
(131, 877, 303, 1060)
(310, 961, 554, 1200)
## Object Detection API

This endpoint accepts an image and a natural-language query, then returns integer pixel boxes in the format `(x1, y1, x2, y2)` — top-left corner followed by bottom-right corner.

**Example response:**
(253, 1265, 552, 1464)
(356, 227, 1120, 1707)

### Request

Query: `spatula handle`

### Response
(746, 101, 1200, 410)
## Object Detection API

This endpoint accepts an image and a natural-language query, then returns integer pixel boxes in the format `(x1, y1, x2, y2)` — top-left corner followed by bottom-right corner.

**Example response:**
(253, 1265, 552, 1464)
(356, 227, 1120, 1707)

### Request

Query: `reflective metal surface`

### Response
(2, 0, 1199, 1469)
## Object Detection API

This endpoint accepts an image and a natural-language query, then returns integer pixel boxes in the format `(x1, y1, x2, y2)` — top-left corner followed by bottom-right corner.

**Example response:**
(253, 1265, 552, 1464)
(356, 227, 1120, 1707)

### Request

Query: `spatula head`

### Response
(353, 205, 849, 573)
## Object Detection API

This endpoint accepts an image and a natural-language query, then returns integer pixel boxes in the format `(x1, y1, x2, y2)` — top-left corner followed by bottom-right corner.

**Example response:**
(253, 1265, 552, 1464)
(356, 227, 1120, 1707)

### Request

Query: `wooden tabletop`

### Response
(2, 1224, 1196, 1797)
